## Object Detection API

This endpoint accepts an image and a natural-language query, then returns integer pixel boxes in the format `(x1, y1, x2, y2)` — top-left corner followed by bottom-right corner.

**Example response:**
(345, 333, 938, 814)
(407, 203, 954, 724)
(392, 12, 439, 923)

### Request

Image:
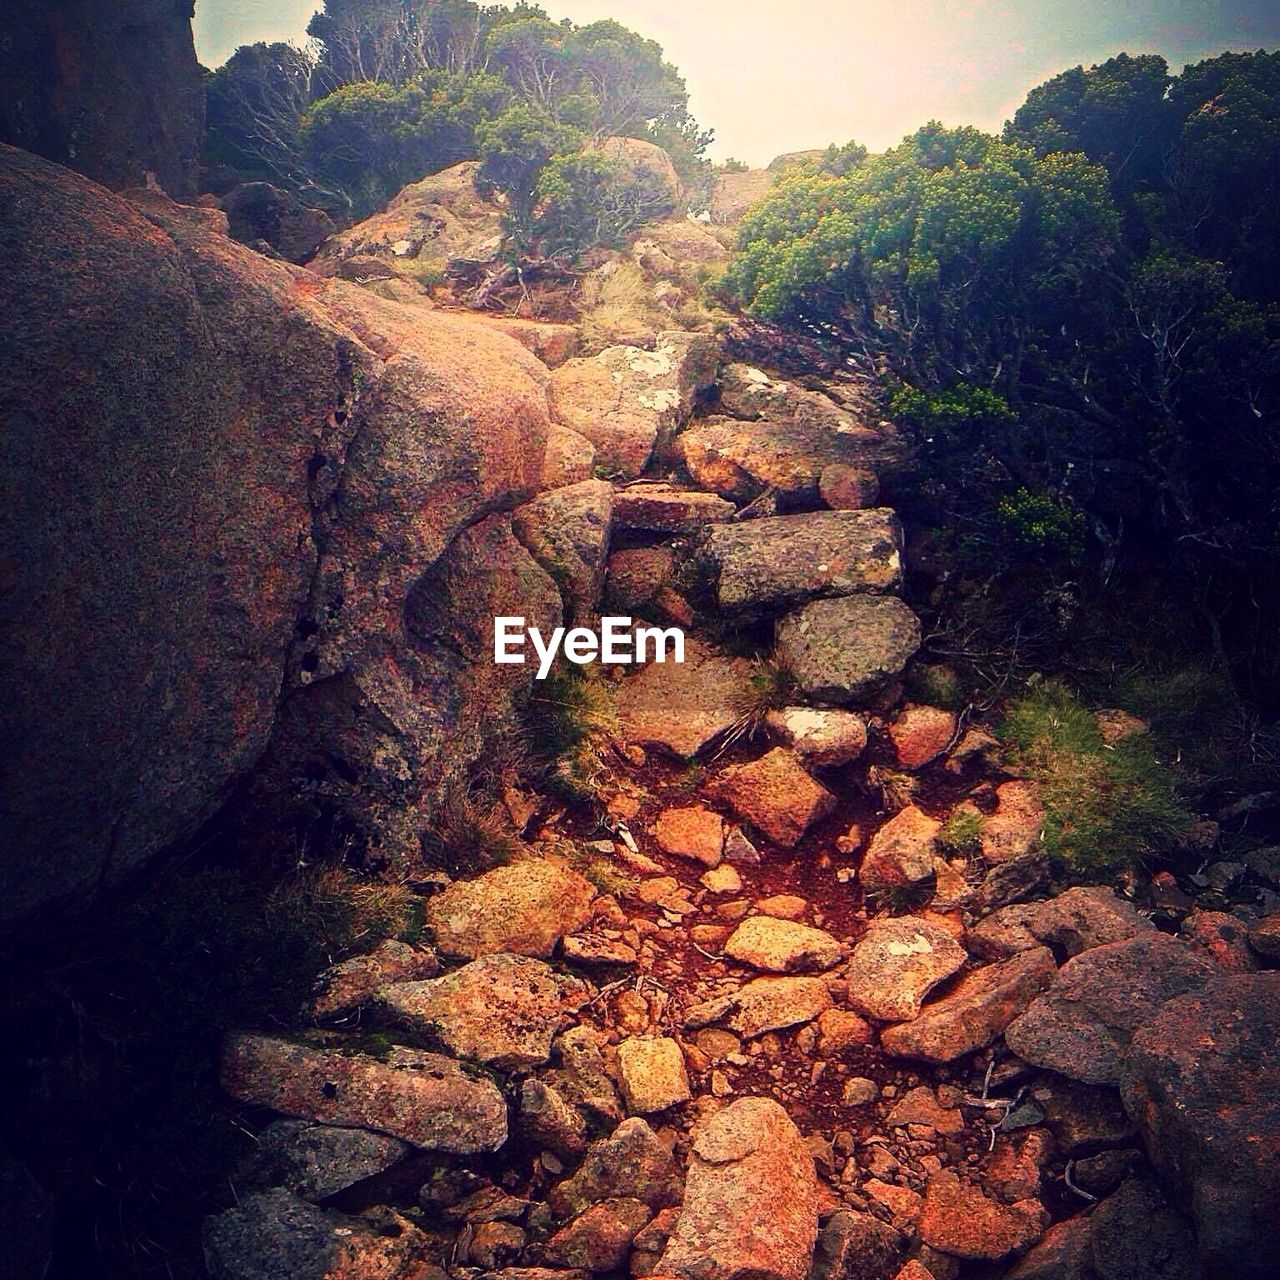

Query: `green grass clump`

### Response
(1000, 682, 1195, 875)
(525, 666, 619, 802)
(421, 782, 518, 877)
(939, 805, 985, 857)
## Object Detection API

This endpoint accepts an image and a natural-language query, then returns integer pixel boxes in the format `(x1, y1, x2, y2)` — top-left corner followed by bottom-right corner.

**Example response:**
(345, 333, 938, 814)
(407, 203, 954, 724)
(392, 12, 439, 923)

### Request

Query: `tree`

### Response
(566, 19, 688, 140)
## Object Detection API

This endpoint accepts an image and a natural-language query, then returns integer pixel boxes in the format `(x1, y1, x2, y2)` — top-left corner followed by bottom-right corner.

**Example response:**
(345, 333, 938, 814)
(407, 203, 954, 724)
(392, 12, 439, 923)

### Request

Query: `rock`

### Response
(476, 316, 582, 368)
(545, 1198, 652, 1272)
(917, 1172, 1046, 1261)
(698, 511, 904, 618)
(657, 1097, 819, 1280)
(1179, 909, 1258, 972)
(0, 0, 203, 197)
(881, 947, 1056, 1063)
(764, 707, 868, 767)
(970, 848, 1052, 913)
(1085, 1174, 1204, 1280)
(0, 1152, 53, 1280)
(203, 1189, 428, 1280)
(1248, 913, 1280, 959)
(965, 904, 1043, 962)
(886, 1086, 964, 1135)
(376, 954, 588, 1070)
(724, 828, 762, 865)
(1003, 1217, 1094, 1280)
(634, 217, 730, 272)
(513, 480, 614, 623)
(426, 860, 595, 960)
(819, 465, 881, 511)
(606, 548, 675, 611)
(860, 807, 941, 902)
(776, 596, 921, 705)
(1028, 888, 1153, 958)
(599, 137, 682, 200)
(219, 183, 335, 263)
(845, 917, 967, 1022)
(562, 934, 638, 966)
(889, 706, 957, 771)
(548, 1119, 683, 1219)
(314, 162, 502, 273)
(550, 332, 719, 477)
(653, 806, 725, 867)
(710, 169, 775, 224)
(1095, 709, 1150, 746)
(1032, 1079, 1136, 1154)
(1119, 973, 1280, 1277)
(1005, 935, 1217, 1085)
(842, 1077, 881, 1106)
(617, 643, 754, 760)
(310, 940, 440, 1020)
(237, 1121, 408, 1202)
(707, 749, 837, 848)
(817, 1009, 873, 1054)
(465, 1221, 527, 1269)
(863, 1181, 923, 1229)
(613, 485, 735, 533)
(724, 917, 846, 973)
(980, 782, 1045, 864)
(730, 977, 833, 1037)
(616, 1038, 692, 1114)
(541, 424, 598, 489)
(809, 1209, 904, 1280)
(519, 1079, 589, 1160)
(220, 1034, 507, 1152)
(701, 865, 744, 894)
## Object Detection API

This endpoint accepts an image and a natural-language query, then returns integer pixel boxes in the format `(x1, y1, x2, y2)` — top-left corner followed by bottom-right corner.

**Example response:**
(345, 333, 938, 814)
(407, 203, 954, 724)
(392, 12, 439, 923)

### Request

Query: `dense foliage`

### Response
(204, 0, 710, 229)
(728, 53, 1280, 706)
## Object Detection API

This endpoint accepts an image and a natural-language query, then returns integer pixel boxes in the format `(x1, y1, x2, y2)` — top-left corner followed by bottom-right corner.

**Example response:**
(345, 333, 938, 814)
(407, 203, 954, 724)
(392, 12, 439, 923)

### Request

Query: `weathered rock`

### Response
(653, 806, 725, 867)
(549, 1118, 683, 1219)
(606, 547, 675, 611)
(220, 1034, 507, 1152)
(203, 1189, 428, 1280)
(219, 183, 335, 263)
(1178, 909, 1258, 972)
(314, 162, 502, 273)
(1032, 1079, 1136, 1154)
(889, 706, 957, 771)
(819, 464, 881, 511)
(613, 485, 735, 533)
(917, 1172, 1046, 1260)
(477, 316, 582, 369)
(981, 782, 1045, 864)
(776, 596, 921, 705)
(545, 1198, 652, 1272)
(859, 807, 941, 901)
(1085, 1174, 1204, 1280)
(844, 916, 967, 1022)
(729, 977, 833, 1037)
(1248, 913, 1280, 959)
(809, 1209, 904, 1280)
(710, 169, 774, 224)
(1120, 973, 1280, 1277)
(764, 707, 868, 767)
(518, 1079, 589, 1160)
(426, 860, 596, 960)
(724, 917, 846, 973)
(513, 481, 614, 623)
(707, 749, 837, 847)
(1003, 1217, 1094, 1280)
(634, 217, 729, 273)
(377, 954, 588, 1070)
(310, 939, 440, 1020)
(617, 643, 754, 760)
(541, 424, 598, 489)
(970, 848, 1052, 913)
(1005, 935, 1217, 1085)
(550, 332, 719, 477)
(816, 1008, 874, 1054)
(657, 1098, 819, 1280)
(965, 904, 1043, 962)
(1028, 888, 1154, 959)
(616, 1038, 692, 1114)
(0, 0, 203, 197)
(881, 946, 1056, 1062)
(886, 1085, 964, 1135)
(237, 1121, 408, 1202)
(698, 511, 903, 618)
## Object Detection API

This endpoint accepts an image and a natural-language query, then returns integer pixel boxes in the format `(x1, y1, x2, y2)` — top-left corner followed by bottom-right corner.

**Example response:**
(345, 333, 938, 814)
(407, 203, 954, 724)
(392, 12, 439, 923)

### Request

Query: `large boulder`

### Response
(550, 332, 719, 477)
(775, 596, 921, 705)
(1120, 973, 1280, 1277)
(698, 510, 903, 618)
(218, 182, 336, 264)
(513, 480, 614, 623)
(656, 1098, 819, 1280)
(0, 0, 203, 197)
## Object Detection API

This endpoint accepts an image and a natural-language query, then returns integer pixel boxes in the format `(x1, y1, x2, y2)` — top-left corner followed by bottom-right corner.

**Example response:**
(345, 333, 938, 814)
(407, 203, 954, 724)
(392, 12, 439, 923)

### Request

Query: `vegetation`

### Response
(1000, 683, 1194, 874)
(421, 780, 518, 876)
(525, 666, 619, 802)
(938, 805, 985, 857)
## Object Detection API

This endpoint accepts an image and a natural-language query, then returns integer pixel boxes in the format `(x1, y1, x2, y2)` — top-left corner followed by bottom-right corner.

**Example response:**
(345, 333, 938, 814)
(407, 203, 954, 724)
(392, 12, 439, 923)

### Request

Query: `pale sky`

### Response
(194, 1, 1280, 164)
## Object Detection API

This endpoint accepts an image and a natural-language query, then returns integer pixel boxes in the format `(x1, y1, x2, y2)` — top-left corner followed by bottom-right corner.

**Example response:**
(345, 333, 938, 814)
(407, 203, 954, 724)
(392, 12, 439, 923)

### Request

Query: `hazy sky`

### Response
(194, 1, 1280, 164)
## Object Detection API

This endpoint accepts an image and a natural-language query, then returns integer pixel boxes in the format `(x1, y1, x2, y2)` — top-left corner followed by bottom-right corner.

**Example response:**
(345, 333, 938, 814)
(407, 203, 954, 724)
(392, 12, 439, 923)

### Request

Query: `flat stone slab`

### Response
(613, 484, 735, 532)
(844, 916, 967, 1022)
(220, 1034, 508, 1152)
(700, 510, 903, 618)
(724, 916, 846, 973)
(617, 1037, 692, 1113)
(616, 643, 754, 760)
(776, 595, 921, 705)
(765, 706, 868, 767)
(729, 976, 833, 1037)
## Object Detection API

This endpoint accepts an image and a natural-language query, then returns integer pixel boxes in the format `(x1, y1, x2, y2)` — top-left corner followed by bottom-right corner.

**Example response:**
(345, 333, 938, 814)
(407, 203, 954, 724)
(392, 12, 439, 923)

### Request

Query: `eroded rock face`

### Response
(0, 1, 203, 197)
(220, 1035, 508, 1152)
(1120, 973, 1280, 1277)
(657, 1098, 819, 1280)
(236, 1122, 408, 1203)
(513, 480, 614, 623)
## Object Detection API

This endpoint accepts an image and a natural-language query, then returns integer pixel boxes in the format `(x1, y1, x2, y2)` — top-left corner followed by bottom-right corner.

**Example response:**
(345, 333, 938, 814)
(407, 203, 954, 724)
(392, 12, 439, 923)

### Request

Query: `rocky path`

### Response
(205, 350, 1280, 1280)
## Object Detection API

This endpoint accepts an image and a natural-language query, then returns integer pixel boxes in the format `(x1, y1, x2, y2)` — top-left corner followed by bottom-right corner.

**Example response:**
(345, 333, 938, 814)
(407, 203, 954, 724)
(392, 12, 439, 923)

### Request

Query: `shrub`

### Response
(420, 782, 518, 876)
(939, 806, 985, 857)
